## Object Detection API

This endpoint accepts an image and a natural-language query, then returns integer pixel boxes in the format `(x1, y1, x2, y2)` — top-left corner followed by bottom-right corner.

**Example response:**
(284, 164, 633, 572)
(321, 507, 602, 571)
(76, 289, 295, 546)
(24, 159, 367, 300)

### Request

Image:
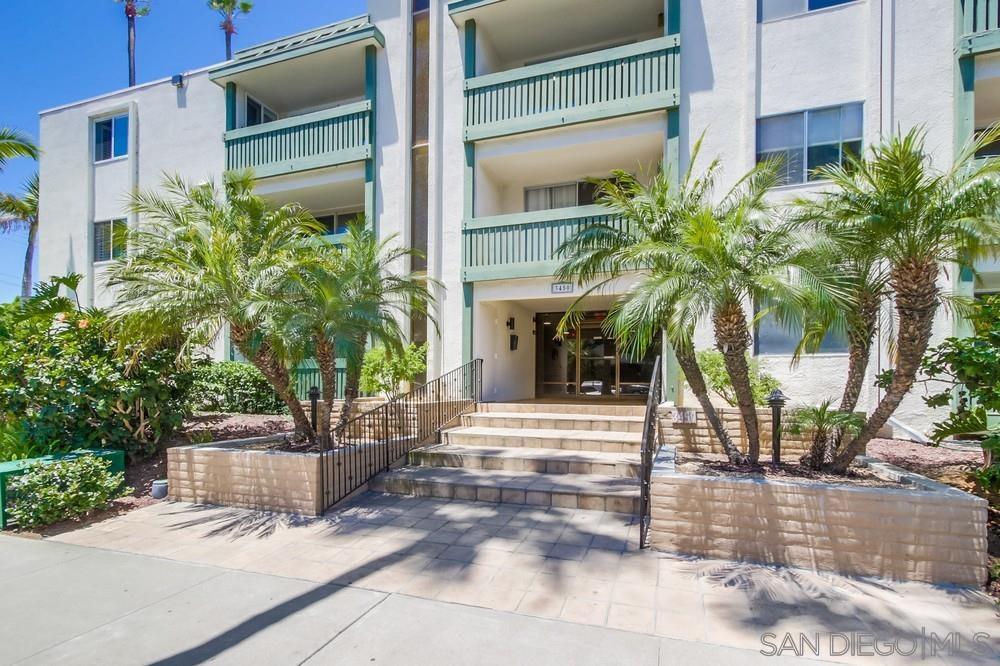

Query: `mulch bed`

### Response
(678, 455, 906, 488)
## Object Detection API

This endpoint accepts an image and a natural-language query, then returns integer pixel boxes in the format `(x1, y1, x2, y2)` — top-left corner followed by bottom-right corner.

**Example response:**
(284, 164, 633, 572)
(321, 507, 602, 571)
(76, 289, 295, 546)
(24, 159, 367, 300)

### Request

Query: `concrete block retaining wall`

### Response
(648, 446, 990, 586)
(657, 406, 859, 460)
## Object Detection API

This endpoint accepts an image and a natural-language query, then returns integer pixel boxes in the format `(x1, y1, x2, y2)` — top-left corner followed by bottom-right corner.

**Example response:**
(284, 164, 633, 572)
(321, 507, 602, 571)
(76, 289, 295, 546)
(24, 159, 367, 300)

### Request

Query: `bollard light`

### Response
(309, 386, 320, 432)
(767, 389, 788, 466)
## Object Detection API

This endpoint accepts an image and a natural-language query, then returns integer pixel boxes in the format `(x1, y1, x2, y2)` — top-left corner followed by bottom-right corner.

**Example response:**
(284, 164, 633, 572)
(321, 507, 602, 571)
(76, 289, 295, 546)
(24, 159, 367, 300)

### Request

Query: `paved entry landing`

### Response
(44, 495, 1000, 662)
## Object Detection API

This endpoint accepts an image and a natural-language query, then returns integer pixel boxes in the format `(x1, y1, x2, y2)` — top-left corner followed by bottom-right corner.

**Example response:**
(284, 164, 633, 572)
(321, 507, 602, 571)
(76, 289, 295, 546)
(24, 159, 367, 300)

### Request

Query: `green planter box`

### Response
(0, 449, 125, 530)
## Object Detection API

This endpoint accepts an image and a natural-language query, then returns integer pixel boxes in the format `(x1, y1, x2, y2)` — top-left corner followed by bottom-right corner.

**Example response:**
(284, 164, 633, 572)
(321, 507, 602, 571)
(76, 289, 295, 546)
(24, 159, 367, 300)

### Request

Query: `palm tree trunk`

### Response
(829, 260, 939, 473)
(334, 335, 366, 440)
(713, 302, 761, 464)
(225, 30, 233, 60)
(232, 327, 315, 440)
(21, 219, 35, 300)
(675, 345, 746, 465)
(839, 293, 879, 413)
(127, 15, 137, 87)
(314, 335, 338, 448)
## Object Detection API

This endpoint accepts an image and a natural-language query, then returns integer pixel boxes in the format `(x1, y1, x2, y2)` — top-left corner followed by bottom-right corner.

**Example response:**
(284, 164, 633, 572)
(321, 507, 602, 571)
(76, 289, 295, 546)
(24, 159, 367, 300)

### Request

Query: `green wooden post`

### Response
(664, 0, 680, 36)
(463, 283, 474, 364)
(225, 82, 237, 132)
(462, 20, 478, 364)
(956, 56, 976, 155)
(364, 45, 378, 235)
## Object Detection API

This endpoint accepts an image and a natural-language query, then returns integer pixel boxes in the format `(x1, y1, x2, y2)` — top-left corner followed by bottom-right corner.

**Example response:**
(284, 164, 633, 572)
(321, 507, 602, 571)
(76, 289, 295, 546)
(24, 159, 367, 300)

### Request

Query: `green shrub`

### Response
(8, 456, 131, 529)
(360, 343, 428, 400)
(0, 276, 194, 460)
(0, 418, 50, 463)
(188, 361, 287, 414)
(695, 350, 782, 406)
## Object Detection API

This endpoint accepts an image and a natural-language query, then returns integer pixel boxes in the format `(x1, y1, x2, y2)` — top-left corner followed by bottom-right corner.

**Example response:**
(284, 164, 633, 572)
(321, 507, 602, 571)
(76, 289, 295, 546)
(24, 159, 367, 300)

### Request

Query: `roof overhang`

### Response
(448, 0, 506, 22)
(209, 16, 384, 84)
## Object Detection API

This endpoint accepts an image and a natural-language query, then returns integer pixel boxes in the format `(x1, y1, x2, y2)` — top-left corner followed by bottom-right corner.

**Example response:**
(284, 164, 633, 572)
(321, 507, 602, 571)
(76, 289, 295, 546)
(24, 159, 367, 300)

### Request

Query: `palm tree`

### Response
(106, 171, 324, 439)
(555, 140, 747, 464)
(115, 1, 151, 87)
(331, 222, 436, 438)
(209, 0, 253, 60)
(809, 127, 1000, 473)
(785, 399, 864, 470)
(0, 128, 38, 172)
(0, 173, 40, 299)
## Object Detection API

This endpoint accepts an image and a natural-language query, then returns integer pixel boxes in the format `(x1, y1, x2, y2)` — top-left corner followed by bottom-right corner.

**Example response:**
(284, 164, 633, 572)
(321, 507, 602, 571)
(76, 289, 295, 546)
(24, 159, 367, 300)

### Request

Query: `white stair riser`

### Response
(369, 476, 639, 513)
(409, 450, 640, 478)
(478, 403, 646, 417)
(461, 414, 644, 434)
(443, 431, 641, 454)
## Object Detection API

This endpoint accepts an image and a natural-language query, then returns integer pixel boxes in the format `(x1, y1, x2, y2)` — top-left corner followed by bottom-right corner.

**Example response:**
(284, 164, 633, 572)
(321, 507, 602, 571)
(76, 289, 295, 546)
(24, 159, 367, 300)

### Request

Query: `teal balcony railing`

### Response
(462, 205, 626, 281)
(463, 36, 679, 141)
(225, 100, 372, 178)
(958, 1, 1000, 54)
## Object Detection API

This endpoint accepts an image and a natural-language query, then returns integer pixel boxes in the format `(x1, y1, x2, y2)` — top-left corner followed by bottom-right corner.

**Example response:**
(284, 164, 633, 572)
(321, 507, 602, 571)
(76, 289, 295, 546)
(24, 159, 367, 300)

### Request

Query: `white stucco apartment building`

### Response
(36, 0, 1000, 434)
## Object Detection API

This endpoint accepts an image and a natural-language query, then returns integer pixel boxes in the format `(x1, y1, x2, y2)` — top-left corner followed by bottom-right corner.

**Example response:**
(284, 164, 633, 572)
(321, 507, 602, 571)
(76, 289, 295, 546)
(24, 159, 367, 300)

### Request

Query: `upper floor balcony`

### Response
(209, 16, 382, 179)
(450, 0, 678, 142)
(958, 0, 1000, 55)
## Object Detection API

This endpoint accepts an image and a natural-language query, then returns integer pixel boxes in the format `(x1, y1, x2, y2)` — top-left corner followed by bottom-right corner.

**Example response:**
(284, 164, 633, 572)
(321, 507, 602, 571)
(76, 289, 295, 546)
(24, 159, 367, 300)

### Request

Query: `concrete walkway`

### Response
(1, 537, 815, 666)
(20, 493, 1000, 664)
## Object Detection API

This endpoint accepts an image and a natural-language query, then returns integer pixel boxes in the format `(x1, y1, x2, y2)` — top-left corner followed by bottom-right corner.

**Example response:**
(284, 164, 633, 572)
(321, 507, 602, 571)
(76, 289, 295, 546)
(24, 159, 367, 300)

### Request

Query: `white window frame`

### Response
(93, 218, 128, 264)
(756, 102, 864, 187)
(757, 0, 862, 23)
(93, 112, 129, 164)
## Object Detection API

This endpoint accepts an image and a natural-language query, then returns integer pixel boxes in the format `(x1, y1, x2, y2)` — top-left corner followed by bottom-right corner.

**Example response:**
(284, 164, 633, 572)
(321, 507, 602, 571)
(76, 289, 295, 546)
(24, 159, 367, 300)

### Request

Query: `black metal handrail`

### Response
(638, 355, 663, 549)
(318, 358, 484, 513)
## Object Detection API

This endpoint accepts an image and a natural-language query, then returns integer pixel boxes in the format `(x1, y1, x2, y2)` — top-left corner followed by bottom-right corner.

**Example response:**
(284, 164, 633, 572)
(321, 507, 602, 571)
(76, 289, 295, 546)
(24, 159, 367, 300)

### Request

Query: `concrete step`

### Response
(461, 411, 645, 434)
(478, 402, 646, 417)
(443, 426, 643, 454)
(408, 444, 641, 478)
(370, 466, 639, 513)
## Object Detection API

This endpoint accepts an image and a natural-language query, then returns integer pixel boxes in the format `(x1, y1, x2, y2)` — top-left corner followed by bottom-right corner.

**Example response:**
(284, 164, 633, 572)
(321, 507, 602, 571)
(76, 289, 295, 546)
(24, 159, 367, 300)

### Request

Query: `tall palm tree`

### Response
(555, 140, 747, 464)
(106, 171, 324, 439)
(209, 0, 253, 60)
(0, 128, 38, 172)
(809, 127, 1000, 472)
(115, 1, 151, 87)
(331, 222, 436, 437)
(0, 173, 40, 300)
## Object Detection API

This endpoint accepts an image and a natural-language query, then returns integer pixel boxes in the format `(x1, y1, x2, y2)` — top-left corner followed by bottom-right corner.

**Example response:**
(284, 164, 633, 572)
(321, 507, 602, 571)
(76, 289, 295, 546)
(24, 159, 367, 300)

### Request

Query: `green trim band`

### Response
(462, 204, 609, 231)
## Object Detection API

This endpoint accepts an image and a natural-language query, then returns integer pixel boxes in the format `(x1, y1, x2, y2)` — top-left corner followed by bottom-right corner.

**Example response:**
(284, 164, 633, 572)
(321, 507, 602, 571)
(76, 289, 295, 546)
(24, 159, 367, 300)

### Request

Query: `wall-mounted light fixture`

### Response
(506, 317, 515, 330)
(171, 74, 185, 88)
(509, 334, 519, 351)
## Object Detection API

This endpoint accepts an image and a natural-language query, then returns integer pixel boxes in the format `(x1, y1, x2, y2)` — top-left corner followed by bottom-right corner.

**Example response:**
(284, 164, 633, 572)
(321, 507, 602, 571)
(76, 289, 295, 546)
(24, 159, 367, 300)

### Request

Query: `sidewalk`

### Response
(0, 536, 816, 665)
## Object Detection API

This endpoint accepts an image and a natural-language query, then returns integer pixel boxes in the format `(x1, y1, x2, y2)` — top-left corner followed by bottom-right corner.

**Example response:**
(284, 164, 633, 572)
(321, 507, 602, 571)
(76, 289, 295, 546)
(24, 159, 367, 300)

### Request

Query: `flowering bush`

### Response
(0, 276, 194, 460)
(8, 456, 131, 529)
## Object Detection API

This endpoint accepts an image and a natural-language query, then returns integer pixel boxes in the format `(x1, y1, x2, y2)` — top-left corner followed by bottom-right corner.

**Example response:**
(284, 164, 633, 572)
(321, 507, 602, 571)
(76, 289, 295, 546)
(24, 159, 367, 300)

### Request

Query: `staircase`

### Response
(370, 402, 643, 513)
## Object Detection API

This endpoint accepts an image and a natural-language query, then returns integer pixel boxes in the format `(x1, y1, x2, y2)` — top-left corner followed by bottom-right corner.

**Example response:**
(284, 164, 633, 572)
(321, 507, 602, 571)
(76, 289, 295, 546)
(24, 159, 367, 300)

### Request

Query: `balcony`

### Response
(464, 37, 679, 142)
(958, 0, 1000, 54)
(224, 101, 372, 178)
(462, 205, 626, 281)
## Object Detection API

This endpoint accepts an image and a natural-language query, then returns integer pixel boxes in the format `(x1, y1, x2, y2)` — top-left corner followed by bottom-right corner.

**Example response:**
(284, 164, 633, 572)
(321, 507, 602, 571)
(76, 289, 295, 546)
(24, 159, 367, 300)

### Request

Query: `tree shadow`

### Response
(147, 492, 643, 664)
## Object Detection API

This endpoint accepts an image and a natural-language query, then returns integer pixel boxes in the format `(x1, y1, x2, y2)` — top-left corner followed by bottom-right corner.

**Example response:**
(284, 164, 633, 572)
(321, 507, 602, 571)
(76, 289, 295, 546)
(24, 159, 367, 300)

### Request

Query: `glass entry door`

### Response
(536, 312, 657, 398)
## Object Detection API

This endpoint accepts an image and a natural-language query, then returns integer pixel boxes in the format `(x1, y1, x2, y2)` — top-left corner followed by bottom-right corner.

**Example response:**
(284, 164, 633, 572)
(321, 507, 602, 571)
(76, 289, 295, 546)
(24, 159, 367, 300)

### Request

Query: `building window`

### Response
(246, 97, 277, 127)
(524, 181, 604, 212)
(94, 114, 128, 162)
(754, 303, 848, 355)
(758, 0, 856, 22)
(93, 219, 127, 262)
(757, 103, 863, 185)
(315, 210, 362, 236)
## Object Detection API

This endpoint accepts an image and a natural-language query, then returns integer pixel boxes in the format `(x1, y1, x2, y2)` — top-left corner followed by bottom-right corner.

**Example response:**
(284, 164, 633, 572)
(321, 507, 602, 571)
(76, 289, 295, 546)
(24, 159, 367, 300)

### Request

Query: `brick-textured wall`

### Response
(168, 443, 322, 515)
(649, 450, 989, 586)
(657, 406, 853, 460)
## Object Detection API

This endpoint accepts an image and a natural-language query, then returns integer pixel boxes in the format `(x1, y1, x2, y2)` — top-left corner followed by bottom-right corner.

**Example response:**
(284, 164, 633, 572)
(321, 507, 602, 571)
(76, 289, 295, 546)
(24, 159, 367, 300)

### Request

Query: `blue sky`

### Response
(0, 0, 367, 302)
